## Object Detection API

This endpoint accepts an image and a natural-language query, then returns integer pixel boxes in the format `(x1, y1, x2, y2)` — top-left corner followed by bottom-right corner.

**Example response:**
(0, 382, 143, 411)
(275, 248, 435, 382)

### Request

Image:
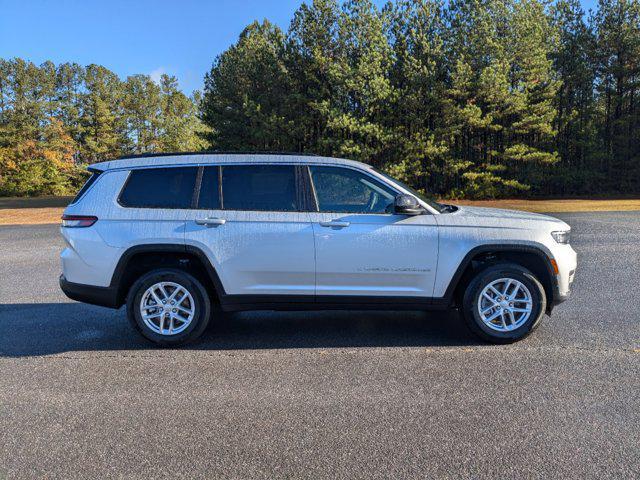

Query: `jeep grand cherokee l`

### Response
(60, 153, 577, 345)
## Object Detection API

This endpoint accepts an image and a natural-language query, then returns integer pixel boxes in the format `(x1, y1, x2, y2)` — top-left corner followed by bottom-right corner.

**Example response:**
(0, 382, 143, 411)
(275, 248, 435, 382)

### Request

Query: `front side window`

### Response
(309, 166, 397, 214)
(119, 167, 198, 209)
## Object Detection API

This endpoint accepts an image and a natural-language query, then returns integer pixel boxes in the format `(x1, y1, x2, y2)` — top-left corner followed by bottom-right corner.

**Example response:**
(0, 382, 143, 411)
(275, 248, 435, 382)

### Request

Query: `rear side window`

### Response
(71, 171, 101, 204)
(222, 165, 299, 211)
(119, 167, 198, 209)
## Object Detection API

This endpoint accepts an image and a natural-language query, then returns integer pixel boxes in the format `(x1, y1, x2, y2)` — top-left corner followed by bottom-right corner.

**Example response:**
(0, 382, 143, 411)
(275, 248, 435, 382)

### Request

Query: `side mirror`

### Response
(394, 194, 424, 215)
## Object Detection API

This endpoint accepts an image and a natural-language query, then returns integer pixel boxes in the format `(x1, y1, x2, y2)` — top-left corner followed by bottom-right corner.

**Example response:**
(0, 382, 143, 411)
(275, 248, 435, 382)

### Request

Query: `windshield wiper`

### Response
(439, 203, 458, 213)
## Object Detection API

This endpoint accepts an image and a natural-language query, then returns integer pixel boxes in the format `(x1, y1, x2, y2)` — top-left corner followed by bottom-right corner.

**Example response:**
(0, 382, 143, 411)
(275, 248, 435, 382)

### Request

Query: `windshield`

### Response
(372, 168, 449, 213)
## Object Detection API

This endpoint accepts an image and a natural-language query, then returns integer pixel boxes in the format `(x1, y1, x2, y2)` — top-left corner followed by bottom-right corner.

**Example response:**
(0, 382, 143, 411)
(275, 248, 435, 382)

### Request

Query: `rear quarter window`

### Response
(119, 167, 198, 209)
(71, 171, 101, 204)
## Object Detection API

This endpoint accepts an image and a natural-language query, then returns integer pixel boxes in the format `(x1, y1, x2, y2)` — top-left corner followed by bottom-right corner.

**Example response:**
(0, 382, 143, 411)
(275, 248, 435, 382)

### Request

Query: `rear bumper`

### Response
(59, 275, 120, 309)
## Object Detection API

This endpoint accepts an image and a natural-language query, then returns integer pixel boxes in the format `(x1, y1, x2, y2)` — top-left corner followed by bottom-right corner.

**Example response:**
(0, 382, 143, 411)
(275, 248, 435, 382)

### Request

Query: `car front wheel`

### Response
(126, 269, 211, 346)
(462, 263, 547, 343)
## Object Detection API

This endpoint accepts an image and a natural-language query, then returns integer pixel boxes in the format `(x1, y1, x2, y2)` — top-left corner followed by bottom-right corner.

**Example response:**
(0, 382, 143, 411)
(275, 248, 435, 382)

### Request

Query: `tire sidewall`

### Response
(463, 264, 546, 343)
(127, 269, 211, 346)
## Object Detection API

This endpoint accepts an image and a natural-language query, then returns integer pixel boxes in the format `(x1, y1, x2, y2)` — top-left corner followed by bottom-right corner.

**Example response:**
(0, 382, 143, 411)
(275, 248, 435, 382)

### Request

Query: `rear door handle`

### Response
(319, 221, 350, 228)
(195, 217, 226, 226)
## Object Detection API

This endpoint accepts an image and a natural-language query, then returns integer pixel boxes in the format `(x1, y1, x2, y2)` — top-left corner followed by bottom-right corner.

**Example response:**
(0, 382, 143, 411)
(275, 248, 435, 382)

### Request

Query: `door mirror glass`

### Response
(394, 194, 424, 215)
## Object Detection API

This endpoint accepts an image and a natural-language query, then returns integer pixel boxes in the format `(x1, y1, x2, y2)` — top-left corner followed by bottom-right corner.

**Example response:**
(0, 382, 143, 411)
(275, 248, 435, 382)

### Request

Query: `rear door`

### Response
(184, 164, 316, 299)
(306, 165, 439, 299)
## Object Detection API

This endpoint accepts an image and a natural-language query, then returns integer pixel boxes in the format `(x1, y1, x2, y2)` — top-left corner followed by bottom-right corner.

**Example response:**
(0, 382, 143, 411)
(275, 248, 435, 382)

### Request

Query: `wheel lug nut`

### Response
(172, 308, 177, 313)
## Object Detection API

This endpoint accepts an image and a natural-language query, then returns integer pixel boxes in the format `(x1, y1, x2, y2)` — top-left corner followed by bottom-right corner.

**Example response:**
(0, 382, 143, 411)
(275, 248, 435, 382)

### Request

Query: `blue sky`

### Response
(1, 0, 599, 95)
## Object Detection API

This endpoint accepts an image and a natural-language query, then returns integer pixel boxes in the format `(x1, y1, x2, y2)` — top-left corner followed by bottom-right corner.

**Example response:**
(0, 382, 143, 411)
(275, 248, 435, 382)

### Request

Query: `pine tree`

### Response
(80, 64, 126, 162)
(443, 0, 560, 198)
(550, 0, 599, 194)
(323, 0, 394, 162)
(55, 63, 85, 148)
(201, 20, 294, 150)
(123, 74, 162, 153)
(505, 0, 561, 190)
(383, 0, 450, 196)
(285, 0, 345, 153)
(593, 0, 640, 191)
(159, 74, 207, 151)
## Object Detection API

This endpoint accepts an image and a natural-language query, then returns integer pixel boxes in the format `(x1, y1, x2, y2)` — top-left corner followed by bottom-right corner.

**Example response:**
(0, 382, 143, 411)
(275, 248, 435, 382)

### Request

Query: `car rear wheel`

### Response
(462, 263, 546, 343)
(127, 269, 211, 346)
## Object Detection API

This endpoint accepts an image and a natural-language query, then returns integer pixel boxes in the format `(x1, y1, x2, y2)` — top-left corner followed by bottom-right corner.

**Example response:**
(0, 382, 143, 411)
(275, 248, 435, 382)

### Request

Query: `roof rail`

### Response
(114, 150, 320, 160)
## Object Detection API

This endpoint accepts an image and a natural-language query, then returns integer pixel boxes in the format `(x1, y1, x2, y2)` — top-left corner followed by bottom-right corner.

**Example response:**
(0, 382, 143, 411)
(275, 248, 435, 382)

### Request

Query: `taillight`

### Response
(61, 215, 98, 228)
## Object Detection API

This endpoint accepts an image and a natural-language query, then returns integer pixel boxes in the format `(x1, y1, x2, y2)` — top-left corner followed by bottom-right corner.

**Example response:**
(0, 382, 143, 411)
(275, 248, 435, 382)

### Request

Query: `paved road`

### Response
(1, 212, 639, 479)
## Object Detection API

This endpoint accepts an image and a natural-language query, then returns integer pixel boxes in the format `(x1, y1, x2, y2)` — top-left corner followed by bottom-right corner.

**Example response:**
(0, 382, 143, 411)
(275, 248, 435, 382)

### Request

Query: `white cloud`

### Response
(149, 67, 166, 84)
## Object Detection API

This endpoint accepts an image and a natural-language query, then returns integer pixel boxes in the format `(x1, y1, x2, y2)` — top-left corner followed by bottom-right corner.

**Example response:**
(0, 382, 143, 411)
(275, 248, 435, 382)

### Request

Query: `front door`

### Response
(306, 165, 439, 298)
(184, 164, 315, 298)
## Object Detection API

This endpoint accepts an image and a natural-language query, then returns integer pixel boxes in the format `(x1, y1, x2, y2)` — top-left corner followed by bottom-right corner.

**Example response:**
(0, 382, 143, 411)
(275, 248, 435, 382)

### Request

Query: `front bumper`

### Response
(59, 275, 120, 309)
(553, 290, 571, 306)
(550, 266, 576, 309)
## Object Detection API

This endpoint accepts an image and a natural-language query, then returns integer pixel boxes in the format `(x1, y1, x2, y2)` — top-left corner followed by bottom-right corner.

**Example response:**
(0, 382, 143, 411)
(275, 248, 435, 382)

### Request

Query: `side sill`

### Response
(59, 277, 450, 314)
(220, 294, 442, 312)
(59, 275, 121, 309)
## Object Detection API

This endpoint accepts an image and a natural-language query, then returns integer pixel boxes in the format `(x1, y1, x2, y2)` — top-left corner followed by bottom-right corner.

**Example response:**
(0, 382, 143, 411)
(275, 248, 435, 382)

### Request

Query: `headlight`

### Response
(551, 230, 570, 244)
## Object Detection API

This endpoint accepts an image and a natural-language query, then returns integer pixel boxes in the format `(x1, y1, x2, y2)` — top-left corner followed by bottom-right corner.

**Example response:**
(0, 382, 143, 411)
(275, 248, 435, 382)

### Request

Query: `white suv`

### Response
(60, 153, 577, 345)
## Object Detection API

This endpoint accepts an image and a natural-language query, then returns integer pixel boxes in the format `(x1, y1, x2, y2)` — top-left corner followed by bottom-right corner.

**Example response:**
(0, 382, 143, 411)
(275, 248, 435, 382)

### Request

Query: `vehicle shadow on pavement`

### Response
(0, 302, 480, 357)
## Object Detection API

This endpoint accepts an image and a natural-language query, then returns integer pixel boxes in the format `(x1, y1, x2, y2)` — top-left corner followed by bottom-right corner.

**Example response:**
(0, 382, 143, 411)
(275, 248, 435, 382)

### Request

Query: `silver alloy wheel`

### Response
(477, 277, 533, 332)
(139, 281, 195, 336)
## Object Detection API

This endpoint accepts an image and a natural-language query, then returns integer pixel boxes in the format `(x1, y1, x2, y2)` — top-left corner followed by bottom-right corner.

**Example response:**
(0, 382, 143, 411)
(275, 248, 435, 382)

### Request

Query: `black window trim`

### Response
(189, 164, 224, 212)
(218, 165, 224, 210)
(192, 166, 204, 208)
(302, 165, 319, 212)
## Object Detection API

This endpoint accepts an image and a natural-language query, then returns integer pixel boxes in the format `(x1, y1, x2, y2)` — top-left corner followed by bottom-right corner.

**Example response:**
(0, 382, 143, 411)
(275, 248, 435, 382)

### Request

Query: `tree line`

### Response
(2, 0, 640, 198)
(0, 60, 206, 195)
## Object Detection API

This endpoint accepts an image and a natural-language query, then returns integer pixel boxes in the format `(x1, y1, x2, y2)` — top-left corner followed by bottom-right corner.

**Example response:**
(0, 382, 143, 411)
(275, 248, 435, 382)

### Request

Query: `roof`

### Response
(90, 152, 371, 172)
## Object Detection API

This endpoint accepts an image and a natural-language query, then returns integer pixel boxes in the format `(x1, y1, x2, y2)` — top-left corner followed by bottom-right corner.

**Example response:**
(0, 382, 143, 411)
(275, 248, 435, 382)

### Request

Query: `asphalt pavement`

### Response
(1, 212, 639, 479)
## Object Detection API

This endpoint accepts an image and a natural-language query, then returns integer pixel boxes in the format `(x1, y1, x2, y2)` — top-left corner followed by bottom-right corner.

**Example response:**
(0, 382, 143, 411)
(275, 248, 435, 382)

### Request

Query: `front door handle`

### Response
(319, 221, 350, 228)
(195, 217, 226, 226)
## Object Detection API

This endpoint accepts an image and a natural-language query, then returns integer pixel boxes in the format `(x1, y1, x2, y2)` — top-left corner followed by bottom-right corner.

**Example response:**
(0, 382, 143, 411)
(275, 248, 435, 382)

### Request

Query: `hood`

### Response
(452, 205, 569, 228)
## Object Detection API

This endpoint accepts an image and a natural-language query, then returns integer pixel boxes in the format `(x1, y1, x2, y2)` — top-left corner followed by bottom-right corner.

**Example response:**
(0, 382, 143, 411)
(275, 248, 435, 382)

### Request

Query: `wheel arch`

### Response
(110, 244, 226, 307)
(440, 244, 559, 312)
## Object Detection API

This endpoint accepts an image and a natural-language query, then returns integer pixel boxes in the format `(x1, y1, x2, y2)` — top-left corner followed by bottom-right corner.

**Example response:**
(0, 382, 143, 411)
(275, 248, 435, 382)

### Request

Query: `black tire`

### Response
(462, 263, 546, 344)
(126, 269, 211, 346)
